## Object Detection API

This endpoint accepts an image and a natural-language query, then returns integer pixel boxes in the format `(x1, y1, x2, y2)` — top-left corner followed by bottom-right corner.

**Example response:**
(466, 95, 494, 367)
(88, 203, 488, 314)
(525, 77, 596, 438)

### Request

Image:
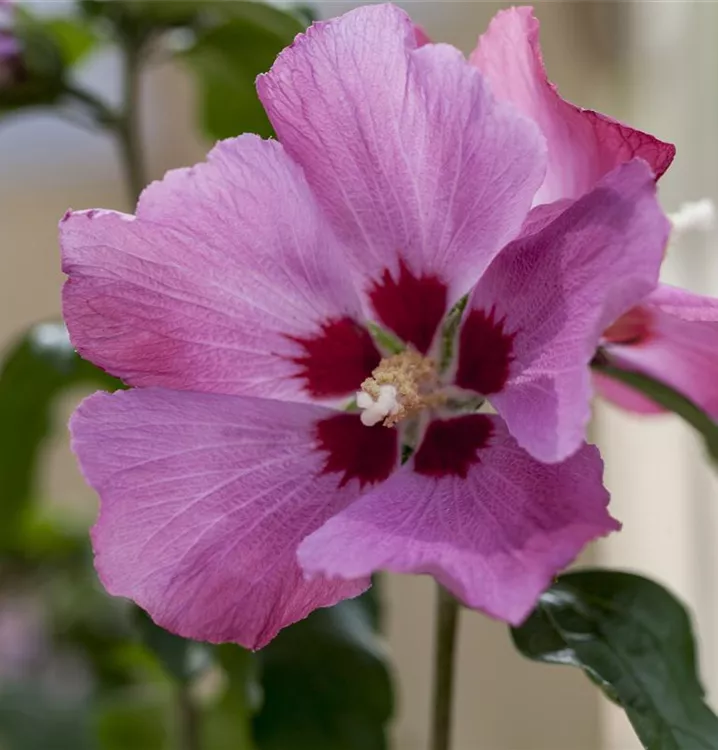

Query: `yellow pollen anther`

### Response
(358, 349, 444, 427)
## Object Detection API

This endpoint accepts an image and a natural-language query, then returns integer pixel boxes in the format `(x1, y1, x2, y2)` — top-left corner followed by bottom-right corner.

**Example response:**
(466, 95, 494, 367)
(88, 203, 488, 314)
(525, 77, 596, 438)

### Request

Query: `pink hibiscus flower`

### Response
(62, 4, 670, 649)
(596, 284, 718, 418)
(474, 7, 718, 421)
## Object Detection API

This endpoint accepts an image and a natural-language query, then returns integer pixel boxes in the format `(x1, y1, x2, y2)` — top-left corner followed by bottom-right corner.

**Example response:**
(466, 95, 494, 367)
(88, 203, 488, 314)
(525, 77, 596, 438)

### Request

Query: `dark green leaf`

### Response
(512, 570, 718, 749)
(254, 591, 393, 750)
(593, 360, 718, 466)
(182, 5, 304, 140)
(0, 323, 120, 552)
(291, 4, 318, 26)
(42, 18, 99, 67)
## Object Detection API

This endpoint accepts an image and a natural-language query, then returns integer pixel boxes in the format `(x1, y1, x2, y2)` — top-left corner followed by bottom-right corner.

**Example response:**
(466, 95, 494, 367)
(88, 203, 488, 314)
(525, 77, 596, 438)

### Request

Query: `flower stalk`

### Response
(117, 35, 146, 205)
(177, 683, 201, 750)
(430, 584, 460, 750)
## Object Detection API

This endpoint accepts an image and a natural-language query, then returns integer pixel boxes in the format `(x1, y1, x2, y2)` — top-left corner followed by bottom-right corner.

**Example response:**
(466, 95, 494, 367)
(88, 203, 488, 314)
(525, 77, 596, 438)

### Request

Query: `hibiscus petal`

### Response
(71, 388, 399, 649)
(299, 414, 617, 625)
(61, 134, 379, 401)
(455, 159, 670, 463)
(598, 285, 718, 418)
(258, 4, 546, 353)
(470, 6, 675, 205)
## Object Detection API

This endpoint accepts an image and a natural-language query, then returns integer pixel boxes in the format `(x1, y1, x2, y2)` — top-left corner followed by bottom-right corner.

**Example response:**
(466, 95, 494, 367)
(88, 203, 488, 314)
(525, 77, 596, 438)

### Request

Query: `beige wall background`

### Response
(2, 2, 717, 749)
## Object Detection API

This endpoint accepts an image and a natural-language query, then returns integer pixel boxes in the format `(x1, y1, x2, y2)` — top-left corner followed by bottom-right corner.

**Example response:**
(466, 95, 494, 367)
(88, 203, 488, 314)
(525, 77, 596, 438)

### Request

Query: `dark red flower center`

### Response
(368, 260, 448, 355)
(455, 307, 516, 395)
(288, 317, 382, 398)
(316, 413, 398, 487)
(414, 415, 494, 479)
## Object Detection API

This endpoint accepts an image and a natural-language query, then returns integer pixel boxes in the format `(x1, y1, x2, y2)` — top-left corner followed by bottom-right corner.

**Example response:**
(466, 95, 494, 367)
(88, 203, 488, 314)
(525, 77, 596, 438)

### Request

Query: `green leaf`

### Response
(593, 360, 718, 466)
(512, 570, 718, 749)
(95, 688, 172, 750)
(210, 2, 307, 39)
(0, 323, 120, 552)
(42, 18, 99, 67)
(182, 5, 304, 140)
(253, 591, 393, 750)
(291, 4, 318, 26)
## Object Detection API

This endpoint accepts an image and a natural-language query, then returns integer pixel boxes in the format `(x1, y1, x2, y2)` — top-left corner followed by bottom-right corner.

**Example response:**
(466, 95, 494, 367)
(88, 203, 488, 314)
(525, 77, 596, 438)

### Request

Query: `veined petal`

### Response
(258, 4, 546, 353)
(455, 159, 670, 463)
(598, 285, 718, 418)
(61, 135, 379, 402)
(299, 415, 617, 625)
(71, 389, 398, 649)
(471, 6, 675, 204)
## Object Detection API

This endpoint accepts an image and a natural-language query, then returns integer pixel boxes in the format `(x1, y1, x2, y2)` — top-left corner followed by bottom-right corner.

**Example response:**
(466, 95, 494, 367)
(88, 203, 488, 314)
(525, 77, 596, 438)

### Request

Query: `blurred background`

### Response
(1, 1, 718, 749)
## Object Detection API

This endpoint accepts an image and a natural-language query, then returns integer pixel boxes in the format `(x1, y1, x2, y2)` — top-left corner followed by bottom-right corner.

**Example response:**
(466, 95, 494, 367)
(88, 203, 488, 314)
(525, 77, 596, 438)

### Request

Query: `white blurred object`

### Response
(669, 199, 716, 235)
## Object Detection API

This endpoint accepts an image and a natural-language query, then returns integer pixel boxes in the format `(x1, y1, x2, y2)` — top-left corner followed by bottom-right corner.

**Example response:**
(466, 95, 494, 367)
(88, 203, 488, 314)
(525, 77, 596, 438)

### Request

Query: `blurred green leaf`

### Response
(210, 2, 307, 39)
(95, 688, 171, 750)
(254, 591, 393, 750)
(291, 4, 317, 26)
(43, 18, 99, 67)
(203, 645, 260, 750)
(183, 4, 304, 140)
(593, 360, 718, 466)
(0, 323, 120, 552)
(0, 683, 94, 750)
(134, 609, 212, 685)
(512, 570, 718, 749)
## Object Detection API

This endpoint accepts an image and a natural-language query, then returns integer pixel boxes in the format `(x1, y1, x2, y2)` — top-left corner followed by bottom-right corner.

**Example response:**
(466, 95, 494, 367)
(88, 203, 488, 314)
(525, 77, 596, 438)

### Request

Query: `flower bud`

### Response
(0, 30, 24, 89)
(0, 1, 64, 110)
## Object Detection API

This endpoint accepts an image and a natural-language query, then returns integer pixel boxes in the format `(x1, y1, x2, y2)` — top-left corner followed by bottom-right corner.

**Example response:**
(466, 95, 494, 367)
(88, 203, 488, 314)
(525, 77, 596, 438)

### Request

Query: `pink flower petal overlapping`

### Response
(62, 5, 676, 649)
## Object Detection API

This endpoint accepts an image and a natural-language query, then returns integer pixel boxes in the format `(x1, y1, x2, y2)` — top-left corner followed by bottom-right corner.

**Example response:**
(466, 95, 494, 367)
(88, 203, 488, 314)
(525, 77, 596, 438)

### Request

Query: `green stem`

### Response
(63, 84, 118, 128)
(176, 684, 201, 750)
(430, 585, 460, 750)
(116, 37, 146, 204)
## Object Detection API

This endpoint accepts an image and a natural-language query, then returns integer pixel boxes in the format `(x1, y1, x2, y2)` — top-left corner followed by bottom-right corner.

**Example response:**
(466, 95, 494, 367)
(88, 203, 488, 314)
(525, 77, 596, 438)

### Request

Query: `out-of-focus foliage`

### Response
(512, 570, 718, 749)
(182, 3, 305, 140)
(43, 16, 100, 67)
(256, 594, 393, 750)
(0, 323, 120, 552)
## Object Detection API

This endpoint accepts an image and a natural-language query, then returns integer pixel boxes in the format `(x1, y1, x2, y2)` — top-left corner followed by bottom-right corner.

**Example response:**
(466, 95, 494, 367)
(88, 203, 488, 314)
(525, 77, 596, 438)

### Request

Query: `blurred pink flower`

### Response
(63, 4, 669, 648)
(596, 286, 718, 417)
